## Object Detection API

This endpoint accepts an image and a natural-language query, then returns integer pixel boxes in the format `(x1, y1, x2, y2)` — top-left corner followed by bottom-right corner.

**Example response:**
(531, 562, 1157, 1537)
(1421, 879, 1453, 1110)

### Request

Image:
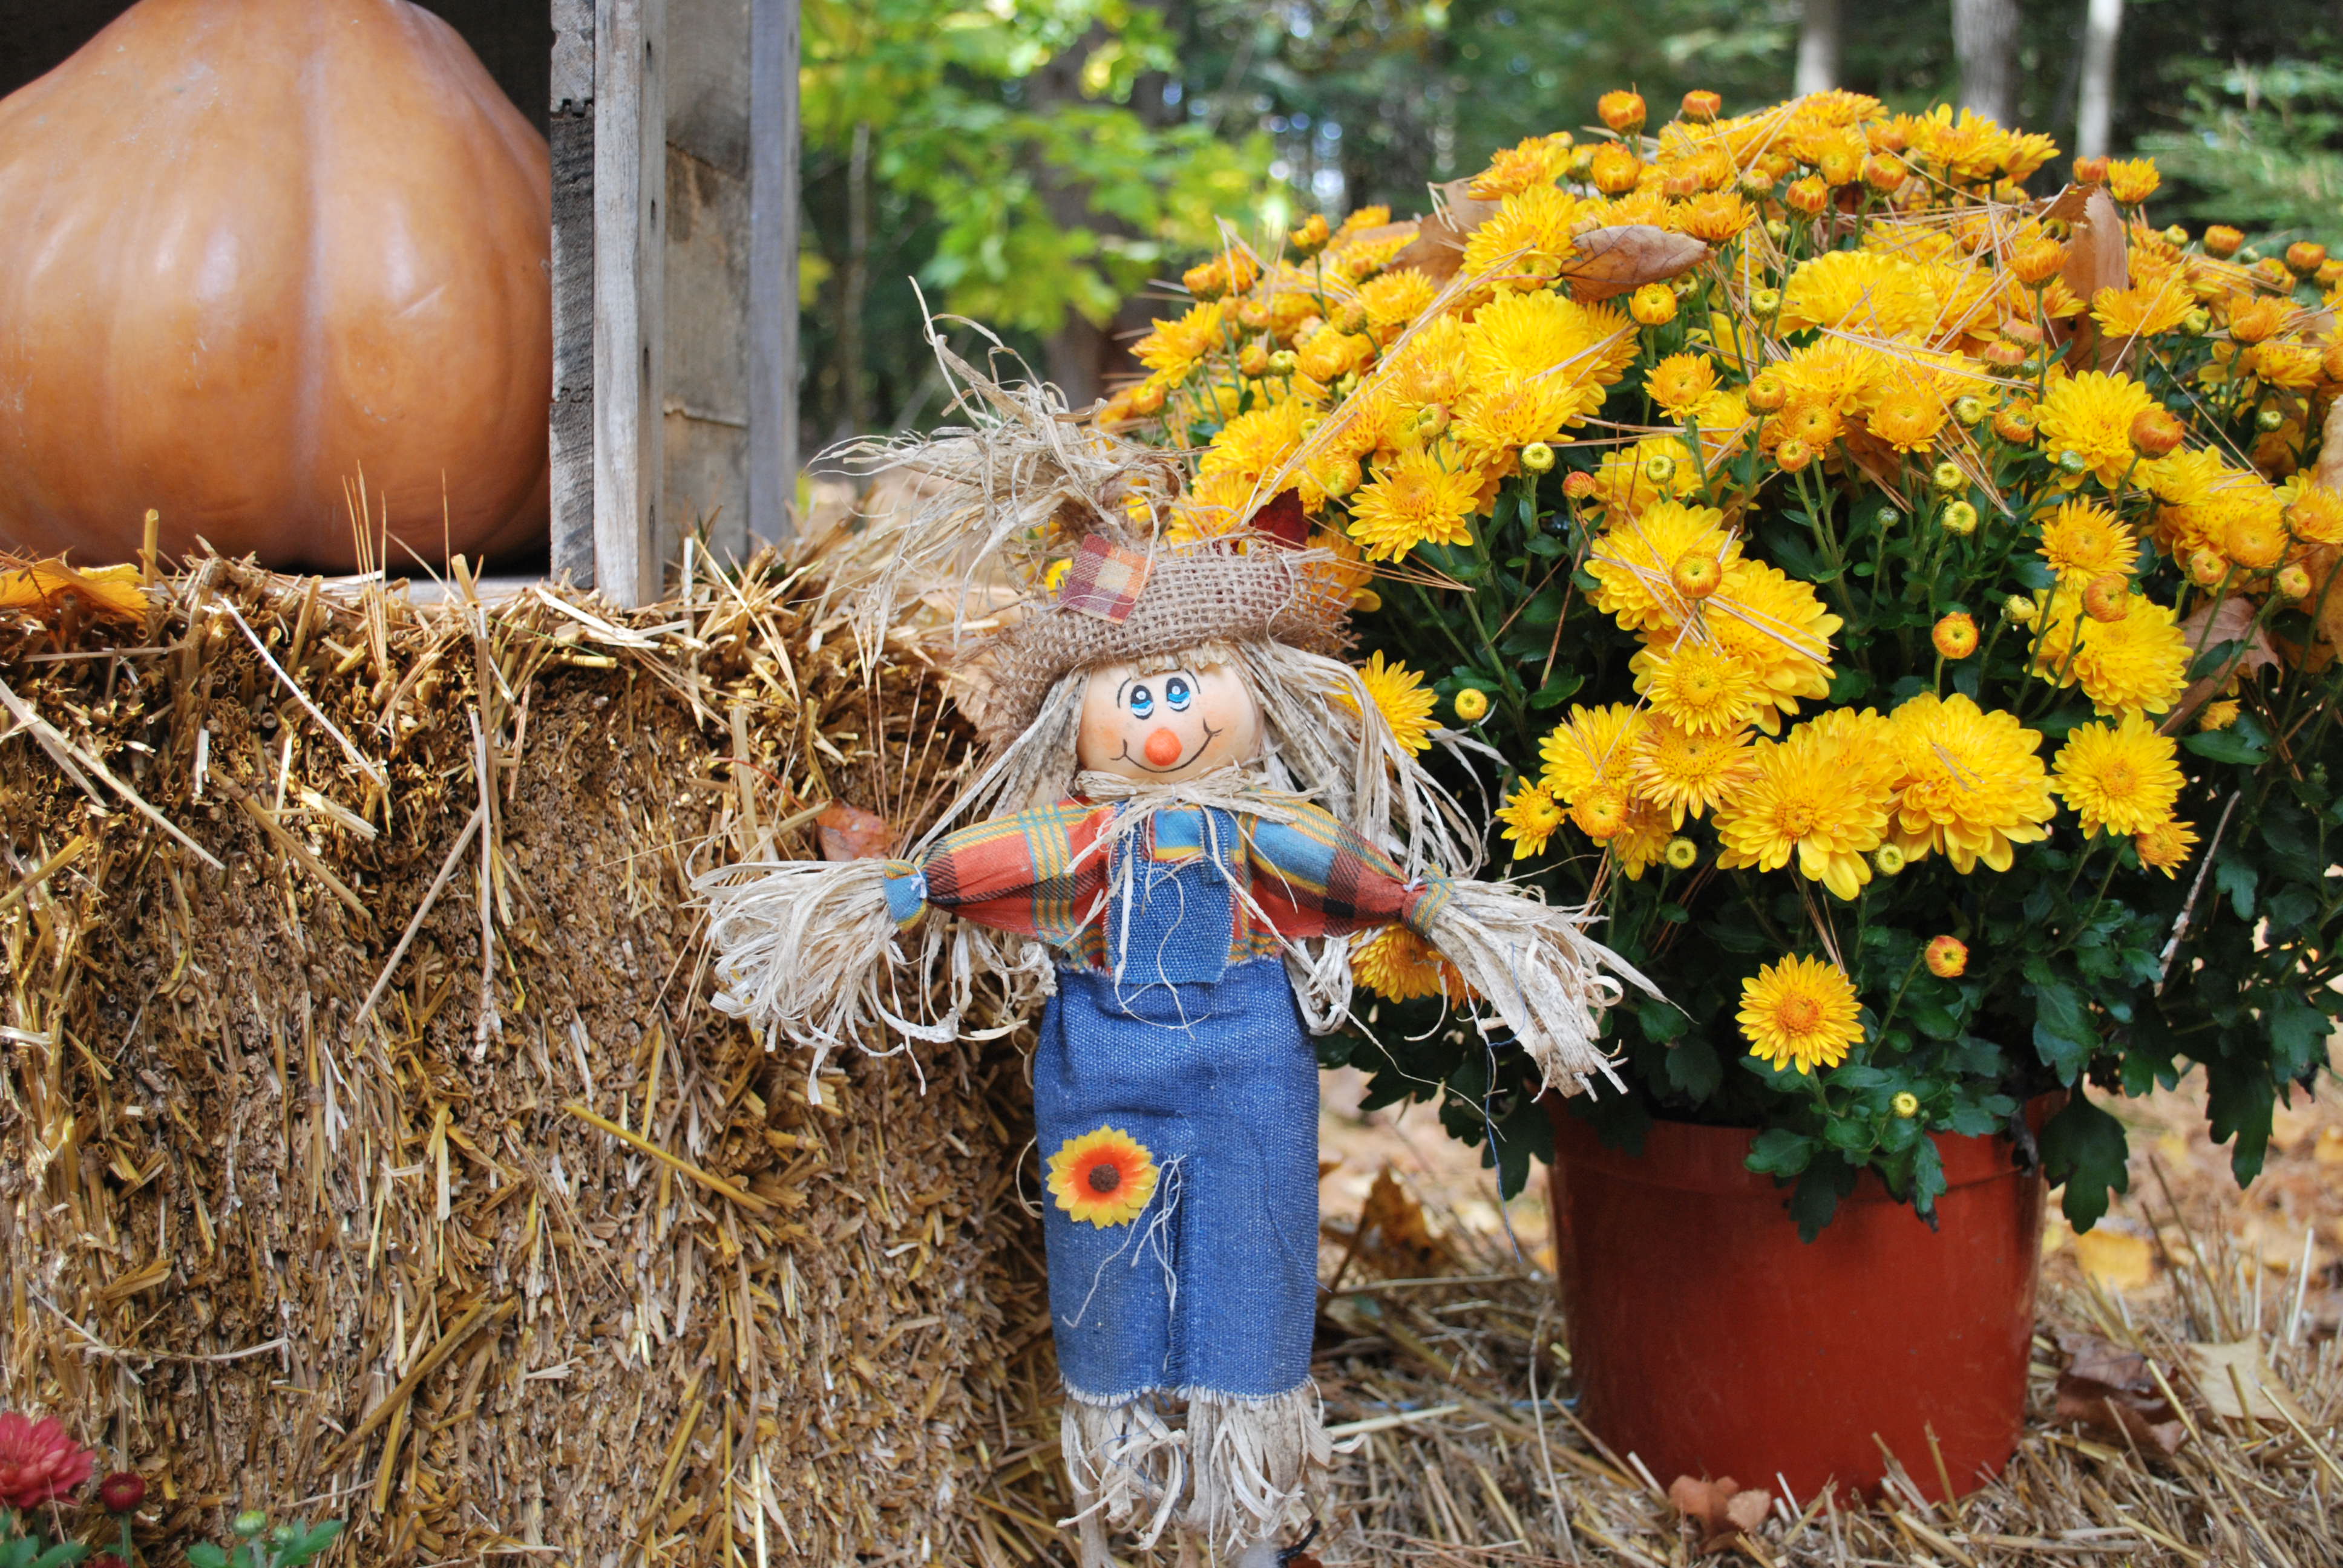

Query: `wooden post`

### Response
(591, 0, 666, 606)
(747, 0, 800, 550)
(549, 0, 597, 586)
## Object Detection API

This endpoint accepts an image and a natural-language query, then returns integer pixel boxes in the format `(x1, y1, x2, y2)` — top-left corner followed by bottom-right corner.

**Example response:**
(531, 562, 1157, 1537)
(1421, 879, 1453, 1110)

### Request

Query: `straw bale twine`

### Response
(0, 555, 1052, 1564)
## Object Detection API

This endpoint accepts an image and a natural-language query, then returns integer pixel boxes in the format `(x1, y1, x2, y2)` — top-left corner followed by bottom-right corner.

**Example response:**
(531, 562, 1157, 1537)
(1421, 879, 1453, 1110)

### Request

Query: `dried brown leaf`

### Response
(1562, 225, 1711, 302)
(2165, 594, 2281, 729)
(1388, 180, 1500, 284)
(2054, 1332, 2187, 1456)
(818, 803, 895, 861)
(2188, 1339, 2310, 1425)
(1668, 1474, 1771, 1553)
(2060, 189, 2129, 370)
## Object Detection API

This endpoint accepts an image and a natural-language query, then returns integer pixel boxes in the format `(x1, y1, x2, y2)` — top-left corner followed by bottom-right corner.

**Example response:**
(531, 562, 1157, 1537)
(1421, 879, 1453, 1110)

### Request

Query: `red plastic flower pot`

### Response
(1545, 1099, 2051, 1503)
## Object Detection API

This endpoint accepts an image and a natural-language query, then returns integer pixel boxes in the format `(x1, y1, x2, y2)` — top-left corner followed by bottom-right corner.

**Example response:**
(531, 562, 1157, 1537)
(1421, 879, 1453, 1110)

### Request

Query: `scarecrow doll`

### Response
(699, 364, 1638, 1567)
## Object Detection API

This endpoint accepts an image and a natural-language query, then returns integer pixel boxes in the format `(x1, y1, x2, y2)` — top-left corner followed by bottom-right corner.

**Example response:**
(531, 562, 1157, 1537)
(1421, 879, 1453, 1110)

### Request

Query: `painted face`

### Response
(1076, 662, 1262, 783)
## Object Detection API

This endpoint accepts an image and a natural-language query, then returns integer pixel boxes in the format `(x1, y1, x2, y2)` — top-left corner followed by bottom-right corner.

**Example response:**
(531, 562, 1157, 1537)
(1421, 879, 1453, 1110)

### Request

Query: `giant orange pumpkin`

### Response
(0, 0, 551, 570)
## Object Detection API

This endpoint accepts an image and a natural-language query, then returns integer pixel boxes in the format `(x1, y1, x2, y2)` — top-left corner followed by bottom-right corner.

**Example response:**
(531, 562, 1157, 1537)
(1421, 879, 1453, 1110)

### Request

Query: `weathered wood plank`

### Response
(549, 0, 596, 584)
(591, 0, 667, 606)
(747, 0, 799, 549)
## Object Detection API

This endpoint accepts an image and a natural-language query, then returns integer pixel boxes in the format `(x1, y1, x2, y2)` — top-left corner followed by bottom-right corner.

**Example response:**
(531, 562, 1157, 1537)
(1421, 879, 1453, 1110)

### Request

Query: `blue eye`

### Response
(1129, 684, 1154, 718)
(1165, 676, 1192, 711)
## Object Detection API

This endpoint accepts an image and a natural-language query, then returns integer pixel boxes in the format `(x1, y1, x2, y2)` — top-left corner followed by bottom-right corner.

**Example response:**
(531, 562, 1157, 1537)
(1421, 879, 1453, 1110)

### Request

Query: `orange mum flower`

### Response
(1047, 1127, 1161, 1228)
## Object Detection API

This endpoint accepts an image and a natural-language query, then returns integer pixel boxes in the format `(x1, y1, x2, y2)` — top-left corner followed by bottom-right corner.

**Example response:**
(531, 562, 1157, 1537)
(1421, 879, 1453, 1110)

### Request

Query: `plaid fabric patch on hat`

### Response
(1055, 535, 1154, 624)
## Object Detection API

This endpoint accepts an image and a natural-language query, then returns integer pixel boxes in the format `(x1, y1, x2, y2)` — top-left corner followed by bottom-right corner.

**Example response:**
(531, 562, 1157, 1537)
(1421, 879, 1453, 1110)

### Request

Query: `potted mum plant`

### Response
(1103, 86, 2343, 1498)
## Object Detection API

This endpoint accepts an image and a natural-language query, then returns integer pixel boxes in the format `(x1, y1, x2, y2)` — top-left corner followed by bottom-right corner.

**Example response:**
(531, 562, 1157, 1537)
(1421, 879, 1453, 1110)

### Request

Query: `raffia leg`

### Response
(1060, 1389, 1187, 1561)
(1182, 1384, 1332, 1556)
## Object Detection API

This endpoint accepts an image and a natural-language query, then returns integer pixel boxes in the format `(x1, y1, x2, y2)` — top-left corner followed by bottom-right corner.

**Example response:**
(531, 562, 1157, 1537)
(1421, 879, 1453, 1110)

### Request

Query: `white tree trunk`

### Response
(1951, 0, 2021, 125)
(2075, 0, 2124, 161)
(1796, 0, 1842, 96)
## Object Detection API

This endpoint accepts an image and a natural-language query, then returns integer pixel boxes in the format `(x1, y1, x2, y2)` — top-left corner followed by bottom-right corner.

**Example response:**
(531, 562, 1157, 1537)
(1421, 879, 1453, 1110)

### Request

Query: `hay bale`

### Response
(0, 556, 1052, 1564)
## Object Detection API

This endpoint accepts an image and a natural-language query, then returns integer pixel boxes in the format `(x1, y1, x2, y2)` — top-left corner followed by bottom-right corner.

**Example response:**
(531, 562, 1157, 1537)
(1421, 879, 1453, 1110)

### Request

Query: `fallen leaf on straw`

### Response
(0, 558, 148, 618)
(2055, 1332, 2186, 1455)
(818, 802, 894, 861)
(1666, 1474, 1771, 1553)
(2187, 1339, 2309, 1426)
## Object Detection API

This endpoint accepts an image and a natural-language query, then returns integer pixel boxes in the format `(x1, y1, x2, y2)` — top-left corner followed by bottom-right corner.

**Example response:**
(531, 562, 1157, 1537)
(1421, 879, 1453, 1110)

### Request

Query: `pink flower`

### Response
(0, 1411, 94, 1511)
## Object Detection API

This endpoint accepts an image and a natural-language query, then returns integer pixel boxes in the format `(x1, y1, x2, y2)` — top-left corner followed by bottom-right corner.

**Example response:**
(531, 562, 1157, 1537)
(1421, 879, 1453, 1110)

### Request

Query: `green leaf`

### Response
(2185, 730, 2269, 766)
(2217, 856, 2258, 920)
(2040, 1092, 2131, 1230)
(1911, 1138, 1948, 1219)
(28, 1547, 88, 1568)
(2028, 978, 2097, 1085)
(2269, 989, 2328, 1080)
(1746, 1128, 1816, 1177)
(188, 1548, 231, 1568)
(1661, 1037, 1723, 1099)
(1789, 1153, 1860, 1241)
(2206, 1059, 2278, 1186)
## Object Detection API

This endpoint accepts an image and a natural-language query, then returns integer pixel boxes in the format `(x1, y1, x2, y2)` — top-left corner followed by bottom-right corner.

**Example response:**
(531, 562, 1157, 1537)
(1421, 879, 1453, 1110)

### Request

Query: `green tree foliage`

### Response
(2140, 62, 2343, 247)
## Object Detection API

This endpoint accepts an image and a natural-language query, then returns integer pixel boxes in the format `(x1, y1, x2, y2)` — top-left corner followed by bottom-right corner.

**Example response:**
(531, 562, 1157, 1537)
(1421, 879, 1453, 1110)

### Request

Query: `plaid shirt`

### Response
(883, 799, 1448, 970)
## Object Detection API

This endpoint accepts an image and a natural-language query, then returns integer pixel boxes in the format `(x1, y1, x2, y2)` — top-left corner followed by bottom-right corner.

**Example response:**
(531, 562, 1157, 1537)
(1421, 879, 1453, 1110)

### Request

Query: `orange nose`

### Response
(1144, 728, 1185, 767)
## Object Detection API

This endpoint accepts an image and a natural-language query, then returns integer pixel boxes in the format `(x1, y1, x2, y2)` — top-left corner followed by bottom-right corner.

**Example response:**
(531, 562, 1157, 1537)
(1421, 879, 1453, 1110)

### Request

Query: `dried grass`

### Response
(2, 554, 2335, 1566)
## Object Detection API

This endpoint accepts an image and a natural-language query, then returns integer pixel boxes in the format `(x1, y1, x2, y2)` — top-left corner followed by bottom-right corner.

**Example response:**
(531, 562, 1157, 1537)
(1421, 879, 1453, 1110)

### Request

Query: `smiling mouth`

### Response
(1115, 722, 1222, 774)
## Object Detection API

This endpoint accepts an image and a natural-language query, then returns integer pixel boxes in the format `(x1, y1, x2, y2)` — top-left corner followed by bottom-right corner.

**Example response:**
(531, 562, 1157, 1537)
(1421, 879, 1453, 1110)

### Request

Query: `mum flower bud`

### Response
(2255, 407, 2287, 433)
(1453, 687, 1491, 722)
(1591, 144, 1645, 194)
(2163, 224, 2189, 247)
(1182, 258, 1230, 301)
(1875, 505, 1903, 531)
(2072, 155, 2111, 185)
(2279, 563, 2314, 599)
(2003, 594, 2037, 626)
(2287, 241, 2328, 278)
(1939, 500, 1978, 535)
(1415, 402, 1451, 438)
(1746, 371, 1788, 413)
(2181, 308, 2212, 336)
(2057, 449, 2091, 475)
(1642, 451, 1679, 485)
(1564, 471, 1600, 499)
(1288, 213, 1332, 258)
(1925, 935, 1969, 978)
(1681, 90, 1722, 123)
(1268, 349, 1299, 376)
(1873, 844, 1907, 876)
(2198, 699, 2241, 731)
(234, 1511, 270, 1539)
(1749, 286, 1783, 315)
(1520, 440, 1556, 473)
(2129, 407, 2186, 457)
(1673, 552, 1723, 599)
(1931, 460, 1967, 493)
(1239, 341, 1272, 379)
(1861, 152, 1907, 192)
(99, 1473, 146, 1515)
(2187, 547, 2229, 586)
(1893, 1091, 1921, 1119)
(1980, 339, 2030, 370)
(1630, 282, 1678, 325)
(2204, 225, 2244, 259)
(1129, 381, 1167, 416)
(1317, 454, 1362, 498)
(1932, 612, 1979, 658)
(1786, 175, 1830, 215)
(1953, 396, 1987, 426)
(1765, 217, 1790, 243)
(1598, 91, 1648, 134)
(1993, 405, 2037, 443)
(1663, 836, 1701, 871)
(2083, 573, 2131, 622)
(1775, 437, 1814, 473)
(1573, 788, 1629, 840)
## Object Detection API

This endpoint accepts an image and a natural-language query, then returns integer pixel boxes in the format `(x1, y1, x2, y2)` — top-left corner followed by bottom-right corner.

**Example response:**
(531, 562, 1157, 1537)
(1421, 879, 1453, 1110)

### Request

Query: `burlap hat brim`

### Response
(966, 547, 1353, 746)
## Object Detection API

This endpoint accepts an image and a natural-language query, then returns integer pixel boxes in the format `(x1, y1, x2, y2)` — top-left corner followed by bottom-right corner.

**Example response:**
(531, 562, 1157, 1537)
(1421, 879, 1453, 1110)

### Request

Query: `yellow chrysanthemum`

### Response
(1647, 353, 1721, 422)
(1460, 185, 1596, 283)
(1379, 313, 1471, 412)
(1778, 249, 1940, 336)
(1497, 779, 1566, 860)
(1352, 652, 1438, 754)
(1199, 398, 1317, 486)
(1886, 693, 2057, 872)
(1714, 710, 1896, 900)
(1165, 468, 1264, 545)
(1738, 955, 1864, 1075)
(1462, 289, 1637, 414)
(1047, 1126, 1161, 1228)
(2091, 282, 2194, 341)
(2035, 371, 2160, 486)
(1470, 132, 1574, 199)
(1609, 797, 1679, 880)
(1633, 719, 1757, 825)
(1705, 561, 1841, 731)
(1358, 268, 1440, 335)
(1352, 925, 1472, 1004)
(2135, 817, 2200, 878)
(1587, 501, 1742, 632)
(2053, 711, 2184, 837)
(1769, 336, 1892, 417)
(1346, 445, 1483, 561)
(1864, 382, 1948, 454)
(1538, 704, 1651, 803)
(2034, 593, 2191, 715)
(2037, 498, 2139, 584)
(1133, 300, 1228, 380)
(1630, 638, 1765, 735)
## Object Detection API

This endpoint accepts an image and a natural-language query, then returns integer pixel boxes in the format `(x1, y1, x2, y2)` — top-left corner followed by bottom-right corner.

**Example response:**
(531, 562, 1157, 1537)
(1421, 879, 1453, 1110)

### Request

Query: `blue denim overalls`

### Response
(1032, 806, 1320, 1400)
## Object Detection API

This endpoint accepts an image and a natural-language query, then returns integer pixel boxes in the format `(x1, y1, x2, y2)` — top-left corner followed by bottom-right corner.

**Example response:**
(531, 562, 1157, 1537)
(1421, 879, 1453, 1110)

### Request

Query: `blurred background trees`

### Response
(797, 0, 2343, 446)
